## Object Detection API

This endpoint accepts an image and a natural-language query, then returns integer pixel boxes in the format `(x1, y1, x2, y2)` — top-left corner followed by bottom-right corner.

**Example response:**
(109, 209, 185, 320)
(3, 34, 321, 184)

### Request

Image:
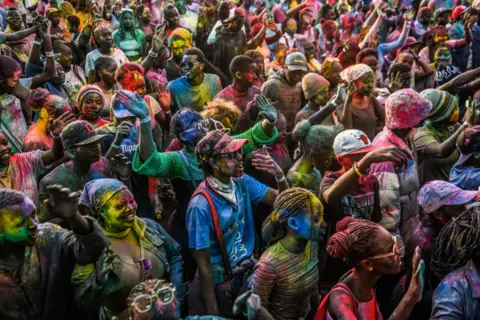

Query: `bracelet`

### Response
(165, 110, 171, 115)
(45, 51, 55, 58)
(33, 40, 41, 46)
(353, 162, 367, 177)
(50, 131, 61, 139)
(140, 116, 151, 124)
(148, 50, 159, 58)
(275, 175, 286, 183)
(111, 143, 121, 149)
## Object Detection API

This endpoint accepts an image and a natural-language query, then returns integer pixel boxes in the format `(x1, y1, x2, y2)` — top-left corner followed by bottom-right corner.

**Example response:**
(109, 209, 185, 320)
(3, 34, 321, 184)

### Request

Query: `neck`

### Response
(102, 224, 131, 238)
(62, 65, 72, 72)
(353, 91, 366, 100)
(212, 172, 231, 184)
(347, 268, 381, 300)
(232, 79, 248, 93)
(307, 100, 320, 110)
(187, 73, 204, 86)
(70, 159, 92, 175)
(280, 234, 308, 254)
(96, 80, 114, 91)
(99, 46, 111, 55)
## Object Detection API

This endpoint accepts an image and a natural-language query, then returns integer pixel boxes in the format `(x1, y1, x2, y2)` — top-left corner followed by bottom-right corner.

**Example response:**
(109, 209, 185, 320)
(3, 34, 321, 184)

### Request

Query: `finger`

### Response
(60, 187, 72, 195)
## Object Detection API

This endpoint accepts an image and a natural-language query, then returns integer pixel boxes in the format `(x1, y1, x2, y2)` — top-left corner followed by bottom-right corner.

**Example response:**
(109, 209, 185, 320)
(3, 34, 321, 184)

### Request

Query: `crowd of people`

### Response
(2, 0, 480, 318)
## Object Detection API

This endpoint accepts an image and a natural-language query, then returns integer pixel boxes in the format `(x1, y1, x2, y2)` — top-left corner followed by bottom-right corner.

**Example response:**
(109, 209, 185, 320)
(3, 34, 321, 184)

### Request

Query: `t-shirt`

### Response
(167, 74, 222, 112)
(335, 99, 377, 141)
(0, 150, 44, 206)
(0, 90, 28, 154)
(450, 153, 480, 190)
(85, 49, 128, 78)
(215, 85, 260, 113)
(414, 125, 460, 185)
(186, 175, 269, 267)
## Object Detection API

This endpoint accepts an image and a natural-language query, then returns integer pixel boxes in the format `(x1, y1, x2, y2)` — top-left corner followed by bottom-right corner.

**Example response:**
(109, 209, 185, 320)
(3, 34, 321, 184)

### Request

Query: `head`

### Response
(171, 109, 206, 145)
(92, 56, 118, 87)
(431, 206, 480, 279)
(317, 4, 335, 23)
(136, 5, 151, 24)
(77, 85, 105, 121)
(196, 131, 247, 179)
(153, 45, 171, 69)
(51, 62, 66, 86)
(321, 19, 337, 39)
(356, 48, 379, 72)
(0, 130, 12, 166)
(120, 9, 135, 29)
(62, 121, 104, 164)
(340, 64, 374, 96)
(430, 25, 449, 45)
(53, 41, 74, 70)
(385, 89, 432, 132)
(174, 0, 187, 15)
(47, 8, 61, 26)
(421, 89, 459, 126)
(181, 47, 206, 81)
(282, 18, 298, 36)
(321, 58, 342, 86)
(115, 63, 146, 96)
(244, 50, 265, 78)
(388, 63, 413, 90)
(67, 15, 81, 33)
(337, 2, 348, 15)
(27, 88, 70, 115)
(113, 0, 124, 16)
(6, 7, 22, 31)
(217, 1, 230, 21)
(342, 14, 356, 31)
(300, 7, 314, 27)
(334, 129, 376, 169)
(92, 20, 113, 49)
(328, 217, 402, 274)
(397, 50, 415, 67)
(297, 38, 316, 61)
(434, 8, 451, 26)
(285, 52, 307, 86)
(127, 279, 178, 320)
(201, 99, 241, 133)
(262, 188, 326, 246)
(226, 8, 246, 31)
(168, 34, 187, 63)
(0, 189, 38, 247)
(418, 7, 434, 27)
(302, 73, 330, 106)
(164, 4, 180, 28)
(273, 43, 288, 66)
(0, 56, 23, 95)
(230, 55, 256, 88)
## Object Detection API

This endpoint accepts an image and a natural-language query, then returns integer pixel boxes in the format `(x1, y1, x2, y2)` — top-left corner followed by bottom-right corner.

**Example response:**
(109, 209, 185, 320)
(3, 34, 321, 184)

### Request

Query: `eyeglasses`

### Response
(178, 119, 210, 141)
(131, 284, 176, 313)
(217, 150, 243, 160)
(180, 62, 200, 69)
(368, 237, 399, 260)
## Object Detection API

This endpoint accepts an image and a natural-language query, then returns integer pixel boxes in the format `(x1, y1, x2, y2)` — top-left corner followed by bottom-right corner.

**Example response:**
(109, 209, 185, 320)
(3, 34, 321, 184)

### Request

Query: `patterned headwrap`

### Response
(76, 85, 105, 110)
(340, 64, 373, 83)
(385, 89, 432, 129)
(420, 89, 458, 123)
(91, 19, 112, 48)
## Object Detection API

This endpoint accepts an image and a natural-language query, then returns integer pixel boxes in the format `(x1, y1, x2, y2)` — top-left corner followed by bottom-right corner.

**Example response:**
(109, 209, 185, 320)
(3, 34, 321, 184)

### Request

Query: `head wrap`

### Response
(420, 89, 458, 123)
(76, 85, 105, 110)
(385, 89, 432, 129)
(340, 64, 373, 83)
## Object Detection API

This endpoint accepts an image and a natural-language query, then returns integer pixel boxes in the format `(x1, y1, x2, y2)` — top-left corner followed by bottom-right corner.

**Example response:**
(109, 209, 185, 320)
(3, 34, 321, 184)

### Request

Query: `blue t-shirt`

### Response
(186, 174, 269, 267)
(450, 153, 480, 190)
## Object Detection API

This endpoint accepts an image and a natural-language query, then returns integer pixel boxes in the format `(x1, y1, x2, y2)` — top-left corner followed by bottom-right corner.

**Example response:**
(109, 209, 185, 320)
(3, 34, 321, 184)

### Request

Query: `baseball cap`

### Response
(224, 7, 246, 23)
(61, 120, 106, 149)
(196, 130, 248, 161)
(434, 7, 452, 20)
(451, 5, 467, 19)
(418, 180, 479, 214)
(285, 52, 307, 72)
(112, 90, 136, 119)
(333, 129, 376, 157)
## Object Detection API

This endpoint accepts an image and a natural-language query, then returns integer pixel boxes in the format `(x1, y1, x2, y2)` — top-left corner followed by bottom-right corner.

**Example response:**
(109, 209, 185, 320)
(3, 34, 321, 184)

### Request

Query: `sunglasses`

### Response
(180, 62, 200, 69)
(132, 284, 176, 313)
(368, 237, 399, 260)
(217, 150, 243, 160)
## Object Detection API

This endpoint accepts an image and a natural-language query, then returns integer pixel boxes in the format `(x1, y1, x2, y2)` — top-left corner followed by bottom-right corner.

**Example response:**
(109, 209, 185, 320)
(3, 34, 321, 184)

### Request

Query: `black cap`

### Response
(61, 120, 106, 149)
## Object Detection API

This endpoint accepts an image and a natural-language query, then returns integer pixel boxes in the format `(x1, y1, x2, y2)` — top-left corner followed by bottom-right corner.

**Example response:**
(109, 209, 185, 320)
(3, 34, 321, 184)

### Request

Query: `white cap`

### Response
(333, 129, 376, 157)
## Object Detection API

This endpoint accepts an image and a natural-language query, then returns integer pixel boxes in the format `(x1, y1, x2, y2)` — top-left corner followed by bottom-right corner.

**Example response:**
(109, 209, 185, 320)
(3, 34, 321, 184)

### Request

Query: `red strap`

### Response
(313, 283, 358, 320)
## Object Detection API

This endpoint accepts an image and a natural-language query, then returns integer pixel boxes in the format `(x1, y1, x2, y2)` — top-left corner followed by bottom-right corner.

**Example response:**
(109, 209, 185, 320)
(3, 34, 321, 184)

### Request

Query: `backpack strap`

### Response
(193, 188, 233, 280)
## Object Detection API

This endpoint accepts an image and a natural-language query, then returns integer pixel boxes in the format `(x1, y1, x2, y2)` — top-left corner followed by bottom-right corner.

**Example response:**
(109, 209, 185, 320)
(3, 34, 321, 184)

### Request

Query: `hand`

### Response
(111, 153, 131, 179)
(304, 0, 315, 6)
(333, 84, 346, 106)
(151, 26, 166, 52)
(44, 185, 81, 220)
(406, 246, 425, 303)
(403, 9, 414, 22)
(362, 146, 411, 170)
(376, 4, 386, 18)
(13, 48, 29, 64)
(346, 81, 357, 98)
(233, 291, 261, 320)
(389, 71, 403, 93)
(157, 83, 171, 111)
(116, 91, 150, 120)
(48, 112, 76, 136)
(255, 94, 277, 124)
(252, 145, 283, 179)
(114, 121, 133, 144)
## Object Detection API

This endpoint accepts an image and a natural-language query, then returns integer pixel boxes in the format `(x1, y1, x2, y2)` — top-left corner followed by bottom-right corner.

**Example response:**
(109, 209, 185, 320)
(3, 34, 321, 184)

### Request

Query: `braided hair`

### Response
(0, 189, 26, 210)
(327, 217, 381, 268)
(431, 206, 480, 279)
(262, 188, 322, 246)
(116, 9, 138, 42)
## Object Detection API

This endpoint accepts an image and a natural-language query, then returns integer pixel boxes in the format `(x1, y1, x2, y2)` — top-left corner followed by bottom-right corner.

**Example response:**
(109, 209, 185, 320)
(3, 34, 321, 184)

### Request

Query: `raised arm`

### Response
(437, 66, 480, 92)
(41, 112, 76, 165)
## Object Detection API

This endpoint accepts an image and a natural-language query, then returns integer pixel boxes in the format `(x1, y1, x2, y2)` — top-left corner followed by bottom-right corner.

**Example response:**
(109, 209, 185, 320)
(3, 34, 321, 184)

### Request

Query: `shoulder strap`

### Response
(193, 188, 233, 280)
(313, 282, 359, 320)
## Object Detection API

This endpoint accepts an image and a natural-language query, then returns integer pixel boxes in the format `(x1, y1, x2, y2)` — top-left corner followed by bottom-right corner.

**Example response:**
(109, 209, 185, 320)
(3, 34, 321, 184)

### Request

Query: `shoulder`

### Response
(205, 73, 221, 83)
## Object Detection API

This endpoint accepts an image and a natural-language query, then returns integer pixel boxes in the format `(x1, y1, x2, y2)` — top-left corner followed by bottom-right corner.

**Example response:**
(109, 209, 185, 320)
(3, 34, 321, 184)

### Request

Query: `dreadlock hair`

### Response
(431, 206, 480, 279)
(293, 120, 343, 156)
(356, 48, 378, 64)
(262, 188, 322, 246)
(328, 217, 381, 268)
(89, 55, 116, 84)
(0, 189, 28, 212)
(115, 9, 138, 42)
(201, 99, 241, 132)
(115, 62, 145, 88)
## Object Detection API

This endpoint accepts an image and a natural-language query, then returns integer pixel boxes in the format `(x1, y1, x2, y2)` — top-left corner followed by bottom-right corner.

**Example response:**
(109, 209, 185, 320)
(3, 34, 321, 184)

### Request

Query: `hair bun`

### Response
(292, 120, 312, 143)
(27, 88, 51, 112)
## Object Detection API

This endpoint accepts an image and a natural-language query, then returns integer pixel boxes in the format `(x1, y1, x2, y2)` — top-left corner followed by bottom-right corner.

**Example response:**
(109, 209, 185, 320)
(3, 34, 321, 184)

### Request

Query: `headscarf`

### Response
(76, 84, 106, 110)
(79, 179, 146, 238)
(385, 89, 432, 130)
(340, 64, 373, 83)
(420, 89, 458, 123)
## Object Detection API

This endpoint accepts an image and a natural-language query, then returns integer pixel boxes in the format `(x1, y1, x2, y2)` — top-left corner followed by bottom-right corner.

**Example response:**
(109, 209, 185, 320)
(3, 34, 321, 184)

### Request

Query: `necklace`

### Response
(138, 238, 152, 281)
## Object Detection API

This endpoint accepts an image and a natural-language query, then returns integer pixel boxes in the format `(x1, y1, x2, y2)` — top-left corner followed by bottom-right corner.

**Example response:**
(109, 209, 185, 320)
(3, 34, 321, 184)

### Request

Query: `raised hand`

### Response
(333, 83, 346, 106)
(255, 94, 277, 124)
(389, 71, 404, 93)
(157, 83, 171, 111)
(151, 26, 166, 52)
(45, 185, 81, 220)
(403, 9, 414, 22)
(111, 153, 131, 179)
(48, 112, 76, 136)
(114, 121, 133, 144)
(252, 145, 284, 179)
(116, 91, 150, 120)
(363, 146, 411, 169)
(13, 48, 29, 64)
(406, 247, 425, 303)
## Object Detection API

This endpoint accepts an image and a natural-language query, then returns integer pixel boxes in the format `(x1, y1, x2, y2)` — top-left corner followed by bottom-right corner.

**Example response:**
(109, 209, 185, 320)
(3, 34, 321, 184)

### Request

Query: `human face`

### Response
(343, 15, 355, 31)
(327, 62, 342, 85)
(178, 119, 209, 143)
(231, 16, 245, 31)
(252, 55, 264, 76)
(171, 39, 187, 62)
(338, 3, 348, 15)
(50, 12, 61, 26)
(74, 141, 101, 163)
(275, 46, 288, 66)
(113, 0, 123, 15)
(214, 150, 244, 177)
(326, 8, 335, 20)
(436, 12, 449, 26)
(153, 46, 170, 69)
(100, 61, 118, 86)
(366, 229, 402, 275)
(97, 27, 113, 48)
(7, 70, 22, 88)
(0, 131, 12, 166)
(355, 72, 374, 96)
(100, 189, 138, 232)
(123, 13, 134, 29)
(6, 9, 22, 31)
(142, 7, 151, 23)
(304, 45, 315, 61)
(311, 86, 329, 105)
(397, 52, 414, 67)
(361, 55, 378, 72)
(419, 10, 434, 27)
(181, 55, 203, 80)
(52, 62, 66, 85)
(337, 152, 366, 169)
(293, 197, 326, 242)
(301, 11, 313, 26)
(57, 45, 73, 69)
(166, 8, 180, 27)
(81, 92, 104, 120)
(285, 69, 305, 86)
(123, 72, 146, 96)
(285, 19, 297, 36)
(237, 63, 257, 87)
(0, 198, 38, 247)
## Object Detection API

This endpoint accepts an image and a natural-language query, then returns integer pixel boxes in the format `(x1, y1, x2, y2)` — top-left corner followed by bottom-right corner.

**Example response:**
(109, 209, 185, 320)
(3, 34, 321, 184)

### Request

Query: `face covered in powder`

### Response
(0, 131, 12, 166)
(122, 71, 147, 96)
(434, 46, 453, 69)
(181, 54, 204, 81)
(354, 71, 374, 96)
(213, 149, 244, 178)
(284, 18, 297, 36)
(99, 60, 118, 87)
(290, 196, 326, 243)
(99, 189, 138, 232)
(0, 68, 22, 94)
(311, 86, 329, 106)
(0, 196, 39, 247)
(80, 92, 104, 120)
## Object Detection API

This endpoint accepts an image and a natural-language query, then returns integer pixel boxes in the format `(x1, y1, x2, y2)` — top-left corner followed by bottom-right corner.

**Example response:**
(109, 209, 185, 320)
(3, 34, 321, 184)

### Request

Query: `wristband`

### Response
(140, 116, 151, 124)
(33, 40, 41, 46)
(148, 50, 159, 58)
(331, 100, 338, 108)
(165, 110, 171, 115)
(275, 175, 286, 183)
(50, 131, 61, 139)
(353, 162, 368, 177)
(111, 143, 121, 149)
(46, 51, 55, 58)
